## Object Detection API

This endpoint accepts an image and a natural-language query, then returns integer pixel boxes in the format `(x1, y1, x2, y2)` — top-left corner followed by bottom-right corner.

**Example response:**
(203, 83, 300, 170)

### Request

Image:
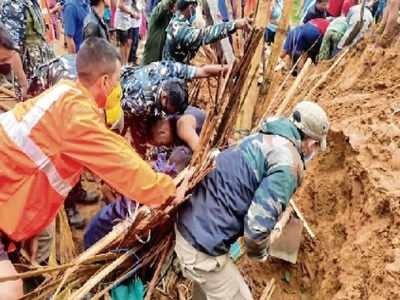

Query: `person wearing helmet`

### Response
(174, 101, 329, 300)
(121, 60, 229, 156)
(162, 0, 253, 63)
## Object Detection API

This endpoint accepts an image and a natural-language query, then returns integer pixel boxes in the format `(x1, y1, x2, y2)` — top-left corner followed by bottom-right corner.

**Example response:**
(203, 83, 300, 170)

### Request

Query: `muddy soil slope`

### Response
(240, 37, 400, 300)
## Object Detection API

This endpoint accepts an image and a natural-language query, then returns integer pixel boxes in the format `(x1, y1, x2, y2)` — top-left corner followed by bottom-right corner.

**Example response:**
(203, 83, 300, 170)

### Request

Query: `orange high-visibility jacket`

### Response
(0, 80, 176, 241)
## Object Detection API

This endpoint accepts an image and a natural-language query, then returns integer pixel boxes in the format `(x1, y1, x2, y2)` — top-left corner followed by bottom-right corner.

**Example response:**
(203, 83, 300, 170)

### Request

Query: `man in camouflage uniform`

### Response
(121, 60, 228, 156)
(28, 54, 77, 96)
(162, 0, 252, 63)
(0, 0, 55, 80)
(174, 101, 329, 300)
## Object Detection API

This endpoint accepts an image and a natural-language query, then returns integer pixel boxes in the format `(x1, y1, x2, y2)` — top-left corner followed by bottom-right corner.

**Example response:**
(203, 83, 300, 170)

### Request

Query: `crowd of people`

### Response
(258, 0, 397, 80)
(0, 0, 397, 299)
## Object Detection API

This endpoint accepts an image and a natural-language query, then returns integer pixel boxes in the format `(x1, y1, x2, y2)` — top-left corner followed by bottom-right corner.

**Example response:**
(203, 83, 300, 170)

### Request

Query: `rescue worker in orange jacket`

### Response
(0, 38, 177, 300)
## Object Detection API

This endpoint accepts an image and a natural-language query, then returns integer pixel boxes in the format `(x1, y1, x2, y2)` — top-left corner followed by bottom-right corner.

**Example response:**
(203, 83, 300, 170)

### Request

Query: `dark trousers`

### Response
(129, 27, 140, 64)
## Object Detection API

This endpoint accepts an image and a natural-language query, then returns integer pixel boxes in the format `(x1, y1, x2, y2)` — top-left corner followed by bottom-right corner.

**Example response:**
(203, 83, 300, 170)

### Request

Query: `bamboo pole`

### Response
(144, 236, 172, 300)
(91, 237, 171, 300)
(0, 86, 16, 98)
(274, 58, 313, 115)
(263, 53, 306, 117)
(260, 278, 276, 300)
(254, 58, 312, 131)
(259, 0, 292, 97)
(305, 48, 350, 99)
(290, 200, 316, 239)
(235, 0, 269, 133)
(253, 0, 293, 128)
(53, 217, 134, 297)
(0, 253, 117, 283)
(70, 248, 137, 300)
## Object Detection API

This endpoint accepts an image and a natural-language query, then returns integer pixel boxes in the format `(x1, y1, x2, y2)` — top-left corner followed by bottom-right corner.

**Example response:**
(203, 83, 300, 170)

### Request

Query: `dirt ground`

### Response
(238, 36, 400, 300)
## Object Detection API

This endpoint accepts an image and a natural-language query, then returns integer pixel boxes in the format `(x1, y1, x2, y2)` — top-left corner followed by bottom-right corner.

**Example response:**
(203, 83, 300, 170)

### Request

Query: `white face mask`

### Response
(302, 139, 320, 162)
(303, 150, 317, 162)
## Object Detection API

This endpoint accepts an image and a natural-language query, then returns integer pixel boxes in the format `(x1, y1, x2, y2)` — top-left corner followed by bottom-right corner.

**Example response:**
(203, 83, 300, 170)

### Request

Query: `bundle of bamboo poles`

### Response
(5, 28, 262, 300)
(0, 86, 17, 112)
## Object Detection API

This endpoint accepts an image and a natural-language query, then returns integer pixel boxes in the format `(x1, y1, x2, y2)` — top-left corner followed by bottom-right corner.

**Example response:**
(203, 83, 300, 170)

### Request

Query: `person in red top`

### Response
(309, 17, 330, 34)
(327, 0, 356, 17)
(0, 38, 178, 300)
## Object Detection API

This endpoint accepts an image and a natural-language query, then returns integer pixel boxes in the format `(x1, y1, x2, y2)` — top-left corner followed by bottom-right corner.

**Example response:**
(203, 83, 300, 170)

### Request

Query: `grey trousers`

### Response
(174, 228, 253, 300)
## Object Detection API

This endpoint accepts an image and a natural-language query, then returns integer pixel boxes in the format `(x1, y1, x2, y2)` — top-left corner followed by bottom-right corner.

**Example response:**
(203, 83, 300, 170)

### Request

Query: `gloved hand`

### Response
(244, 236, 269, 262)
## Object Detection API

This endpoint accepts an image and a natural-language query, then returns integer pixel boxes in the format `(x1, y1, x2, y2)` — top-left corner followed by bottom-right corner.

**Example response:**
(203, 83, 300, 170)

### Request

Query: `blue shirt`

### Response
(283, 23, 321, 56)
(63, 0, 90, 51)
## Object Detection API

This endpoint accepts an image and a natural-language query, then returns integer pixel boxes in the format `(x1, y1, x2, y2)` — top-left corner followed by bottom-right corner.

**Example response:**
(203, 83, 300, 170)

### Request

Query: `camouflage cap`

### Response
(290, 101, 330, 151)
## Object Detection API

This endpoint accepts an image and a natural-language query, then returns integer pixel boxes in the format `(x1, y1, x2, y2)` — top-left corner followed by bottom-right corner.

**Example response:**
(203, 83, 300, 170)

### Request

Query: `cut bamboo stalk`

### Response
(53, 217, 134, 297)
(235, 0, 267, 133)
(266, 284, 276, 300)
(91, 238, 170, 300)
(290, 200, 316, 239)
(0, 86, 16, 98)
(274, 58, 313, 116)
(259, 0, 292, 97)
(144, 236, 172, 300)
(263, 54, 307, 118)
(305, 48, 350, 99)
(260, 278, 275, 300)
(70, 248, 136, 300)
(0, 253, 116, 283)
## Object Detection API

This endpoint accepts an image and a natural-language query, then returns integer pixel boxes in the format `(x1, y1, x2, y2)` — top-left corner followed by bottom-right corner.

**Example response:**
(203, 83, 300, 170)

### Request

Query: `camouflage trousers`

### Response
(22, 42, 55, 79)
(318, 30, 344, 61)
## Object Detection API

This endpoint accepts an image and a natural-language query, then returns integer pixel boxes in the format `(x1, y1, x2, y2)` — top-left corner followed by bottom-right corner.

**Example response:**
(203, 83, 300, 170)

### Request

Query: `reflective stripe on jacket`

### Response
(0, 80, 176, 241)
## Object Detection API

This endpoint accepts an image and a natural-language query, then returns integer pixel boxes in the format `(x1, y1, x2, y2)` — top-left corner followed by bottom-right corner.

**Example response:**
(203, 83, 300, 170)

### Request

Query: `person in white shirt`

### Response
(115, 0, 140, 64)
(128, 0, 141, 65)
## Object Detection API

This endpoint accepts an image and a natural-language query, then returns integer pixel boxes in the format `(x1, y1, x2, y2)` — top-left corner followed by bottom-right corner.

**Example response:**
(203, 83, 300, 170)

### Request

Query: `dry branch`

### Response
(144, 235, 172, 300)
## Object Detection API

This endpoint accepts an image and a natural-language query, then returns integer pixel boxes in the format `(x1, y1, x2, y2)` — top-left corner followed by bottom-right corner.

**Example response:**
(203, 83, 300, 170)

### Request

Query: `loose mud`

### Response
(239, 37, 400, 299)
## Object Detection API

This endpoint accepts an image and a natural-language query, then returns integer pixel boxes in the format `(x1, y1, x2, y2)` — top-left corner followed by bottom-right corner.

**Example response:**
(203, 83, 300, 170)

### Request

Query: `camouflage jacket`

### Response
(241, 118, 304, 243)
(121, 60, 196, 121)
(162, 13, 236, 63)
(0, 0, 46, 47)
(177, 117, 305, 256)
(28, 54, 77, 96)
